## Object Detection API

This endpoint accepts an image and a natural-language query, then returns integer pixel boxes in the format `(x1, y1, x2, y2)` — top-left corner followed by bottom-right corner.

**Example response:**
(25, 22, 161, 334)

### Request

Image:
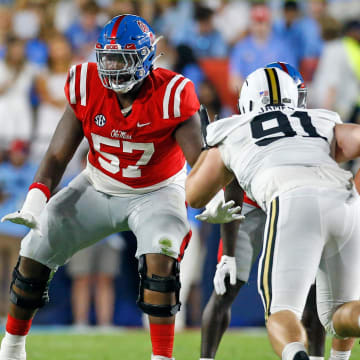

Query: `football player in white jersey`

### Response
(186, 66, 360, 360)
(198, 62, 355, 360)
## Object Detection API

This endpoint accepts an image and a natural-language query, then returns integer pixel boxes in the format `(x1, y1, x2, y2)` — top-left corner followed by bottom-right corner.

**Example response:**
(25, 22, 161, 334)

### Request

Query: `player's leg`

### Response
(200, 207, 266, 360)
(260, 193, 324, 360)
(316, 197, 360, 340)
(200, 280, 244, 359)
(129, 184, 191, 360)
(302, 283, 354, 360)
(314, 190, 360, 360)
(301, 284, 326, 360)
(0, 257, 51, 360)
(328, 338, 355, 360)
(0, 173, 121, 360)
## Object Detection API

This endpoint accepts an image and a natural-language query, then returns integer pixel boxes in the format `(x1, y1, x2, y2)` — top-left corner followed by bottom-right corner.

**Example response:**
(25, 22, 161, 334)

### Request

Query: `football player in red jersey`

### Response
(0, 15, 203, 360)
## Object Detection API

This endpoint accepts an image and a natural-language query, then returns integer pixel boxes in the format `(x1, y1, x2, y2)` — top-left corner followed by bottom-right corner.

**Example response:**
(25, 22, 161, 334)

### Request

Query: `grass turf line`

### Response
(1, 329, 359, 359)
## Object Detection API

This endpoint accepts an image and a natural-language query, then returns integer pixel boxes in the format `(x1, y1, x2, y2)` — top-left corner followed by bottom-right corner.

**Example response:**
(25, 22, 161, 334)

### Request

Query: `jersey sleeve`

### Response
(64, 62, 90, 121)
(162, 75, 200, 123)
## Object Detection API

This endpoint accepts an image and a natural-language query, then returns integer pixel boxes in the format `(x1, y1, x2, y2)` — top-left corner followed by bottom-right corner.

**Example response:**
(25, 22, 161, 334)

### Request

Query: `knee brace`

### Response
(136, 255, 181, 317)
(10, 258, 51, 309)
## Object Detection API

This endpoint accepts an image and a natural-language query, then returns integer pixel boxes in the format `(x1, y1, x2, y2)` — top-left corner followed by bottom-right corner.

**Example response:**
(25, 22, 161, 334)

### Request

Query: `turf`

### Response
(1, 329, 359, 359)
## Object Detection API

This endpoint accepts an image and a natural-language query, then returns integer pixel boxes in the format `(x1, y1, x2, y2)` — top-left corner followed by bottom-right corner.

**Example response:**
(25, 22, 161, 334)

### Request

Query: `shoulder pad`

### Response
(206, 115, 244, 146)
(66, 62, 93, 107)
(308, 108, 342, 124)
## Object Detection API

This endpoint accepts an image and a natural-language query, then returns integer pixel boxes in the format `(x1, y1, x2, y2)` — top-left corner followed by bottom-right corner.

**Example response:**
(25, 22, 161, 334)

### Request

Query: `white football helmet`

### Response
(238, 67, 299, 114)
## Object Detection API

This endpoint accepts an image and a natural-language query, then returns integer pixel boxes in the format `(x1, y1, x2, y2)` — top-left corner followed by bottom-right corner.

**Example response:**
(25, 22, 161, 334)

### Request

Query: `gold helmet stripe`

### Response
(264, 68, 281, 105)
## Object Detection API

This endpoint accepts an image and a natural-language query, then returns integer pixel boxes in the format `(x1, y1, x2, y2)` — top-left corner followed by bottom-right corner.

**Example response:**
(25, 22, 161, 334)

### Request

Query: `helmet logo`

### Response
(104, 44, 121, 50)
(94, 114, 106, 127)
(136, 20, 149, 33)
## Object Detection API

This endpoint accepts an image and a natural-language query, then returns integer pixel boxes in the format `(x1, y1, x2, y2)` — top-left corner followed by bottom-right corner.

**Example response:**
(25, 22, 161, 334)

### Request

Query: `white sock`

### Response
(151, 355, 174, 360)
(200, 358, 214, 360)
(309, 357, 324, 360)
(282, 342, 307, 360)
(0, 332, 26, 359)
(328, 349, 351, 360)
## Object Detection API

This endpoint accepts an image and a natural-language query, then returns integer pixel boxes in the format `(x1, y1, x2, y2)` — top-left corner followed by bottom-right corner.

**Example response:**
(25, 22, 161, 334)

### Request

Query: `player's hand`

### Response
(213, 255, 237, 295)
(1, 210, 42, 236)
(195, 191, 244, 224)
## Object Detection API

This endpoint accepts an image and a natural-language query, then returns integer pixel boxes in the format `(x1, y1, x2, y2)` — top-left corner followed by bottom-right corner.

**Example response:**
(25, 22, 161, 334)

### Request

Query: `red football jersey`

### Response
(64, 63, 200, 188)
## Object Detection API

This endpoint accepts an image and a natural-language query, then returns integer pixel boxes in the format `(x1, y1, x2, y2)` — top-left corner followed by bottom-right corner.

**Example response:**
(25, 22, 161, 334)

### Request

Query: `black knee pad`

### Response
(136, 255, 181, 317)
(10, 258, 51, 309)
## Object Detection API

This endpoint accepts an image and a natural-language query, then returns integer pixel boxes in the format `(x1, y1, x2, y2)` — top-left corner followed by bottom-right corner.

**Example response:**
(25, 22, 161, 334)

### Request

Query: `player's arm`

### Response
(355, 169, 360, 194)
(34, 104, 84, 191)
(1, 104, 84, 231)
(333, 123, 360, 163)
(221, 179, 244, 257)
(212, 178, 244, 296)
(174, 112, 203, 167)
(186, 148, 234, 209)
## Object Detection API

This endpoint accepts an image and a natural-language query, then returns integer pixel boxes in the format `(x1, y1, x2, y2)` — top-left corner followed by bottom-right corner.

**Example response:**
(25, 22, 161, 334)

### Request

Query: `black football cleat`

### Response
(293, 350, 310, 360)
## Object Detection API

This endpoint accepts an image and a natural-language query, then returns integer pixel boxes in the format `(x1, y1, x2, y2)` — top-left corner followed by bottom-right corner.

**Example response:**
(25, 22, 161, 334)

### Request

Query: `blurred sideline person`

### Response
(198, 62, 355, 360)
(186, 66, 360, 360)
(65, 149, 123, 330)
(0, 14, 204, 360)
(67, 233, 123, 330)
(0, 140, 37, 318)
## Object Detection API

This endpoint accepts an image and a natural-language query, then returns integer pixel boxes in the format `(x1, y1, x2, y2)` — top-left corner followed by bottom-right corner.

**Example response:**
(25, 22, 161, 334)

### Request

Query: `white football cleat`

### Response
(151, 354, 174, 360)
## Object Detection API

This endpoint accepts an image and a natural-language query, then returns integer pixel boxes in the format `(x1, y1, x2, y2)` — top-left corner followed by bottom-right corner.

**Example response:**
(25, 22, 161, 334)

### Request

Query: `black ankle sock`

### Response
(293, 351, 309, 360)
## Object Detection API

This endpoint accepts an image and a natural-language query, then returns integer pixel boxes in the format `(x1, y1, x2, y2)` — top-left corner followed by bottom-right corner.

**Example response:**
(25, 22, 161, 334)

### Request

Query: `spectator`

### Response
(54, 0, 91, 33)
(0, 35, 37, 148)
(59, 148, 122, 330)
(327, 0, 360, 23)
(296, 0, 329, 82)
(105, 0, 139, 19)
(12, 0, 55, 67)
(212, 0, 250, 47)
(30, 33, 70, 163)
(0, 6, 12, 59)
(30, 32, 86, 179)
(198, 78, 231, 120)
(0, 140, 37, 317)
(273, 0, 306, 68)
(229, 2, 295, 94)
(173, 4, 228, 59)
(65, 0, 102, 62)
(67, 234, 124, 330)
(152, 0, 194, 46)
(174, 44, 205, 92)
(0, 140, 36, 238)
(310, 19, 360, 124)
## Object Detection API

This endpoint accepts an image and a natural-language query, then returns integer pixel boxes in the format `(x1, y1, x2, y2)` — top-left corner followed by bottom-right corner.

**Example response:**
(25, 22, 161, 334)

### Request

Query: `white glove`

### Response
(213, 255, 237, 295)
(195, 190, 244, 224)
(1, 187, 47, 236)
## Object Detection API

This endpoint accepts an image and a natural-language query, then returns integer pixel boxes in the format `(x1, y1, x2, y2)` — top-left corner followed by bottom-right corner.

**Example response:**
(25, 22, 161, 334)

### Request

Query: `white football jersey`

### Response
(206, 105, 354, 210)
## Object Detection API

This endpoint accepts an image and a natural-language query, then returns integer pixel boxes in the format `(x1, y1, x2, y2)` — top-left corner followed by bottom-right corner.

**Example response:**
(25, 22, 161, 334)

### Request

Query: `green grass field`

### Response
(1, 328, 359, 360)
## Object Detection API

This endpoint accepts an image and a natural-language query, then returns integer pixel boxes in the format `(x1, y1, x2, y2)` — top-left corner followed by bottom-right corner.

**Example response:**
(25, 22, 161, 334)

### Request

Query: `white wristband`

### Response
(21, 188, 47, 217)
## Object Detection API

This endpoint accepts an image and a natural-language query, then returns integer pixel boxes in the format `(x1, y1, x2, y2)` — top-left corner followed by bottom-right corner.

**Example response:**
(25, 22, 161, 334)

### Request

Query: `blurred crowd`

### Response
(0, 0, 359, 329)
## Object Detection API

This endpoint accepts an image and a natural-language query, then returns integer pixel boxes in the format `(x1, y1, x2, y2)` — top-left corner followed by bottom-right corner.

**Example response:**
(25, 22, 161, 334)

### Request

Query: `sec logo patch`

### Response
(94, 114, 106, 127)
